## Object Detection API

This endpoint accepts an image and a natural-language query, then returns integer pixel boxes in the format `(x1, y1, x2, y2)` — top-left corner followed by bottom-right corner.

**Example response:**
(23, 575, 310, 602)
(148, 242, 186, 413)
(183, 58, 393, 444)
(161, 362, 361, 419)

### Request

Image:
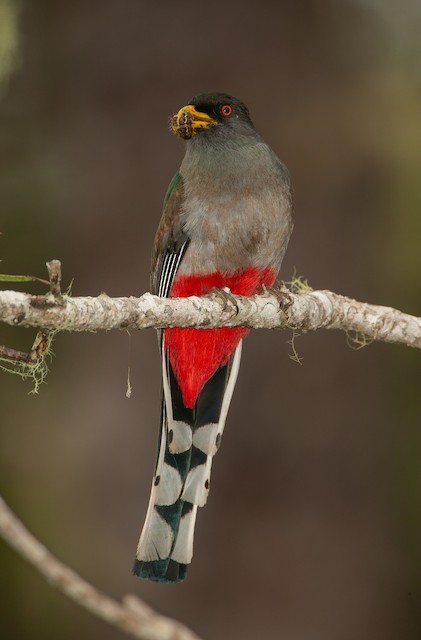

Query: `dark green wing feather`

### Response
(150, 171, 189, 296)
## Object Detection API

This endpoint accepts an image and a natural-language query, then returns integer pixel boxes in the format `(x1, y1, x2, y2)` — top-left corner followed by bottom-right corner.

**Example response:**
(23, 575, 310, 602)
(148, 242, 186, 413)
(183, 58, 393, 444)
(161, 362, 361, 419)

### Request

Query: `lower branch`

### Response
(0, 495, 201, 640)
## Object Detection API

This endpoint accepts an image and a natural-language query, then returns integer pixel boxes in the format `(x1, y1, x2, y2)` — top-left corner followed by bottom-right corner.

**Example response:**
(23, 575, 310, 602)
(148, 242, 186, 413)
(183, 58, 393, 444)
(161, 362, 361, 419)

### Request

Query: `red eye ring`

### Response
(221, 104, 233, 116)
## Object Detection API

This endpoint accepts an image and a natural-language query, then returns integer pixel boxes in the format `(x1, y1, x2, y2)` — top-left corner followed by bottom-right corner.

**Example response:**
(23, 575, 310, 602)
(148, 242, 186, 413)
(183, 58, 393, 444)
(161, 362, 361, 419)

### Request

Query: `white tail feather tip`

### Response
(181, 457, 213, 507)
(168, 421, 192, 454)
(137, 510, 173, 561)
(155, 463, 183, 506)
(193, 423, 219, 455)
(171, 506, 198, 564)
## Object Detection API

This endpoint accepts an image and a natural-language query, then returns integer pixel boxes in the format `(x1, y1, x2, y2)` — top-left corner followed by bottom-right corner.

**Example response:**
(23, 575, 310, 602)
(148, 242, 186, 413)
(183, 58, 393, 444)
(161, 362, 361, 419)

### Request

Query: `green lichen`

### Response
(345, 330, 373, 350)
(287, 274, 313, 295)
(0, 329, 58, 393)
(287, 328, 303, 365)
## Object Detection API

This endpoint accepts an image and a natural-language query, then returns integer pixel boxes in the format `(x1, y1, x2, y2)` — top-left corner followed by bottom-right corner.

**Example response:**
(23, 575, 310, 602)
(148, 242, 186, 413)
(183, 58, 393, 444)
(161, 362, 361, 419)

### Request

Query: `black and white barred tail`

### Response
(133, 341, 242, 583)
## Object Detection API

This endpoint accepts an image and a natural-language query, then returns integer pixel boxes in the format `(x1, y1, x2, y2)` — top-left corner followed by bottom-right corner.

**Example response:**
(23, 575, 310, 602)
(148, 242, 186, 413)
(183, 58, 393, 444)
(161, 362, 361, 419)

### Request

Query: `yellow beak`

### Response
(170, 104, 217, 139)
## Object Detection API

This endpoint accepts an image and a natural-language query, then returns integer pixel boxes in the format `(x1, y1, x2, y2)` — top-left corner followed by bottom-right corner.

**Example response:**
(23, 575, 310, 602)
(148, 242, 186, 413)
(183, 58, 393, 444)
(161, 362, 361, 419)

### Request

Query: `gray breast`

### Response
(177, 140, 293, 276)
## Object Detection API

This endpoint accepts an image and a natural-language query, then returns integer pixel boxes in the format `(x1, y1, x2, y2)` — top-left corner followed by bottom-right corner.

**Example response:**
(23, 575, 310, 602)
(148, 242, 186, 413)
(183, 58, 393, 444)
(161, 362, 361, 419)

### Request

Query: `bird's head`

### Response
(170, 93, 254, 140)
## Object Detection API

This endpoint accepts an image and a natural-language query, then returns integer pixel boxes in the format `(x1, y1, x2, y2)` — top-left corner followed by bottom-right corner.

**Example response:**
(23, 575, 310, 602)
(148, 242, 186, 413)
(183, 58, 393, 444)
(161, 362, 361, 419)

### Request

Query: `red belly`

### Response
(165, 267, 276, 408)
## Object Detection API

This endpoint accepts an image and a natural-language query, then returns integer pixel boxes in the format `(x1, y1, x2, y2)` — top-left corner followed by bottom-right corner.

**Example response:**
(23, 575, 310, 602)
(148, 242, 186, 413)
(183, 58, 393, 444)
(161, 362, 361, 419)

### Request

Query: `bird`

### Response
(133, 93, 293, 583)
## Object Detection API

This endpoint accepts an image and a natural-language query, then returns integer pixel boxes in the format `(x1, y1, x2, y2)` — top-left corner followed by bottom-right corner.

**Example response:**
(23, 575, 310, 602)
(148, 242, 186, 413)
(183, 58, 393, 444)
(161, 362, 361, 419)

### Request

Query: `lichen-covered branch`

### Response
(0, 287, 419, 348)
(0, 495, 201, 640)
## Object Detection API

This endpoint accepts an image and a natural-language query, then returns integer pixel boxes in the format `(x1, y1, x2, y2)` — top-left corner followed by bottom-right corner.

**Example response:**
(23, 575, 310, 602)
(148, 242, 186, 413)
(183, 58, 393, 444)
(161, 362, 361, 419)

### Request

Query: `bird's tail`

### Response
(133, 341, 242, 583)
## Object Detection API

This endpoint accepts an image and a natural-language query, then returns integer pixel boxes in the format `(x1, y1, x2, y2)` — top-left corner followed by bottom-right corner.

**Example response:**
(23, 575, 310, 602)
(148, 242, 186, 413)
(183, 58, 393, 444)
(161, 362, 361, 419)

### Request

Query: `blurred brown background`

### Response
(0, 1, 420, 639)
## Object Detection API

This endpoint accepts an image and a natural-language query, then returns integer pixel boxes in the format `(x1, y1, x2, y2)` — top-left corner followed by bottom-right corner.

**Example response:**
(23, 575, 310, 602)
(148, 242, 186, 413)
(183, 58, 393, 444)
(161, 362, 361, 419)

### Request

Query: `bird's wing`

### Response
(151, 171, 189, 298)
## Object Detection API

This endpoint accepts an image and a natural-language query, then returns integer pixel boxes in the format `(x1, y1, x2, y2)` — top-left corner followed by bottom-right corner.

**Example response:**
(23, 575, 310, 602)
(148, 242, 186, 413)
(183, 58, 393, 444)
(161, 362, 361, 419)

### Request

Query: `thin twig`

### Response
(0, 261, 63, 366)
(0, 344, 33, 362)
(46, 259, 62, 297)
(0, 330, 51, 364)
(0, 495, 201, 640)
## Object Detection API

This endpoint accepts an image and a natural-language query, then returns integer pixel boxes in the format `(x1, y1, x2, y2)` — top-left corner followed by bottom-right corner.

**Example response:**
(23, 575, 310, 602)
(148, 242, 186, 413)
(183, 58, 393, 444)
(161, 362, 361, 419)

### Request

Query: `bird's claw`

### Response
(265, 282, 293, 311)
(211, 287, 240, 314)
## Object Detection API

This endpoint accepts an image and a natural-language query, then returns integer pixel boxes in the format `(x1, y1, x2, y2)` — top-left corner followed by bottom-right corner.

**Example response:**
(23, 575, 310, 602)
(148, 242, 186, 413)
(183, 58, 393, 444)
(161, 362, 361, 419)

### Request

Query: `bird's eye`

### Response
(221, 104, 233, 117)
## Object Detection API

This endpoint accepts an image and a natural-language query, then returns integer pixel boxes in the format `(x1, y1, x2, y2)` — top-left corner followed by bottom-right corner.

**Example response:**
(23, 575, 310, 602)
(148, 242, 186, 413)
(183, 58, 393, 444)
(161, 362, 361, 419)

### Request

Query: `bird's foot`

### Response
(211, 287, 239, 314)
(263, 282, 293, 311)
